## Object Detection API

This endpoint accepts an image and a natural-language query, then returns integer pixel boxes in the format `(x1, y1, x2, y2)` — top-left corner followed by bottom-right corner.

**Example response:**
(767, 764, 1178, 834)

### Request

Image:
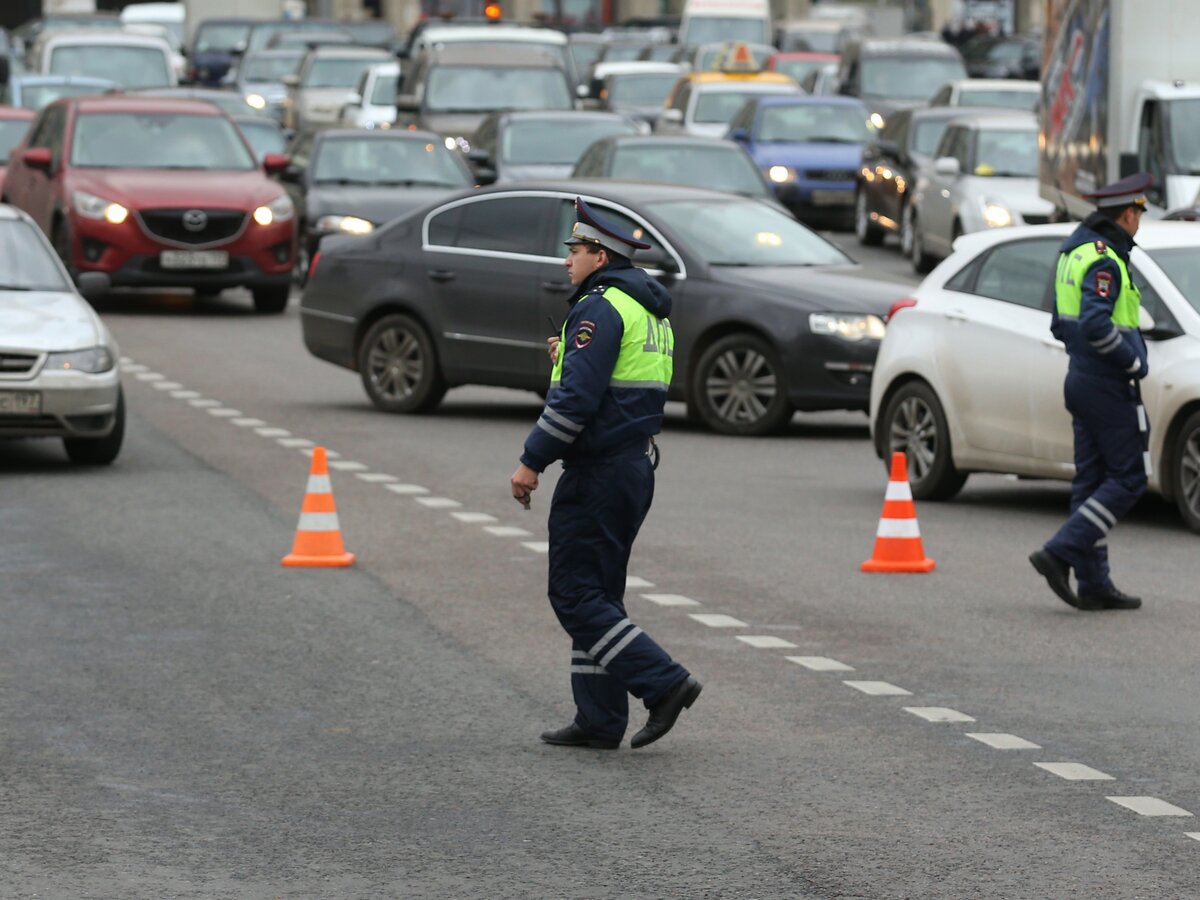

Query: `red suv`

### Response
(1, 95, 296, 313)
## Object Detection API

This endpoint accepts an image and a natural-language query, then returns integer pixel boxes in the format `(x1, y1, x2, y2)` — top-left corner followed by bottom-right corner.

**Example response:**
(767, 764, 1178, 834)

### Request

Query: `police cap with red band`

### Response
(564, 196, 652, 258)
(1085, 172, 1154, 209)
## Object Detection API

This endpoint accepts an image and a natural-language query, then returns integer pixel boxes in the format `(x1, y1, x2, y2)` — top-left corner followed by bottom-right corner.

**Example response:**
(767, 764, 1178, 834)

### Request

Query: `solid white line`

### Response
(207, 408, 242, 417)
(1035, 762, 1114, 781)
(484, 525, 532, 537)
(844, 680, 911, 696)
(278, 438, 315, 448)
(966, 733, 1041, 750)
(170, 390, 200, 399)
(255, 427, 291, 437)
(736, 635, 798, 649)
(121, 363, 148, 373)
(688, 613, 748, 628)
(188, 399, 221, 408)
(1107, 796, 1194, 817)
(626, 576, 655, 589)
(385, 484, 429, 495)
(903, 707, 975, 723)
(152, 381, 182, 390)
(451, 512, 498, 523)
(232, 418, 266, 427)
(786, 656, 854, 672)
(521, 541, 550, 554)
(356, 473, 398, 483)
(135, 372, 164, 381)
(330, 460, 368, 472)
(416, 497, 461, 509)
(640, 593, 700, 607)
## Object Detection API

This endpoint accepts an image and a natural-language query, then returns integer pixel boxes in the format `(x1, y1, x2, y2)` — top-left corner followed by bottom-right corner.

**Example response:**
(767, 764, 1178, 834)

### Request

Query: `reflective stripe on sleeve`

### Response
(536, 417, 577, 443)
(542, 406, 583, 433)
(610, 379, 669, 390)
(1090, 330, 1123, 354)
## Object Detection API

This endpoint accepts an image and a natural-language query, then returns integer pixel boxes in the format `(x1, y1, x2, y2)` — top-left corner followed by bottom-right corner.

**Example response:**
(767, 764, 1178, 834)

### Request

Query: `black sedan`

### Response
(299, 182, 903, 436)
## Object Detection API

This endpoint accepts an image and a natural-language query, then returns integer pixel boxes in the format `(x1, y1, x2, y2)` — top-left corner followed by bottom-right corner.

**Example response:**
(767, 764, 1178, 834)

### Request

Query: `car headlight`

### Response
(245, 93, 267, 110)
(74, 191, 128, 224)
(253, 195, 294, 226)
(809, 312, 887, 342)
(443, 135, 471, 153)
(983, 201, 1013, 228)
(45, 346, 114, 373)
(315, 214, 375, 235)
(869, 112, 886, 130)
(767, 165, 796, 184)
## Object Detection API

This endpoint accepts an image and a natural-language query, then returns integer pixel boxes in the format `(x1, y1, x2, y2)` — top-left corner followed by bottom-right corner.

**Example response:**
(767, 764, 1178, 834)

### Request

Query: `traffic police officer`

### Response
(1030, 173, 1153, 611)
(510, 198, 701, 750)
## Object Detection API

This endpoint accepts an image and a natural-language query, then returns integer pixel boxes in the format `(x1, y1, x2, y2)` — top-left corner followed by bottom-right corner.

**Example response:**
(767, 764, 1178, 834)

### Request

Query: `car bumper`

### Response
(300, 305, 358, 371)
(783, 333, 879, 411)
(0, 367, 120, 439)
(774, 181, 857, 222)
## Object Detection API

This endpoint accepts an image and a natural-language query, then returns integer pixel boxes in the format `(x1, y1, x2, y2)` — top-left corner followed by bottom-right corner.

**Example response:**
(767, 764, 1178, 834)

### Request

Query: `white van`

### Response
(40, 32, 178, 89)
(679, 0, 771, 49)
(119, 2, 185, 46)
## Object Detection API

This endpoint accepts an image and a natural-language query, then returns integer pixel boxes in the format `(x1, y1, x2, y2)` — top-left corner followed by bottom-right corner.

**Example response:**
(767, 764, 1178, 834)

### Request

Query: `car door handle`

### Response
(541, 281, 573, 293)
(945, 310, 968, 322)
(427, 269, 456, 282)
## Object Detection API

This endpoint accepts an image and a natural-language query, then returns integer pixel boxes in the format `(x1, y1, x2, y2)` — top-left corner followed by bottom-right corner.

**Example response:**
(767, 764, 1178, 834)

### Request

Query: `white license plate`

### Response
(160, 250, 229, 270)
(0, 390, 41, 415)
(812, 189, 854, 207)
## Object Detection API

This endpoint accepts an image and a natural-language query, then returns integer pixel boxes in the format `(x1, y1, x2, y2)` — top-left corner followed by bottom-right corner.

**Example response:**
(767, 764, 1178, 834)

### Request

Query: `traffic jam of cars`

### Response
(0, 2, 1197, 537)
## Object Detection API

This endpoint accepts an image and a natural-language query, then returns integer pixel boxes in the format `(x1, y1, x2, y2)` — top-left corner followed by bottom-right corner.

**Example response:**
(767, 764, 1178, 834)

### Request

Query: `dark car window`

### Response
(302, 57, 383, 89)
(552, 199, 669, 264)
(369, 72, 399, 105)
(572, 142, 606, 176)
(966, 238, 1059, 309)
(425, 65, 572, 114)
(71, 112, 257, 170)
(440, 197, 554, 257)
(609, 144, 768, 197)
(1146, 248, 1200, 317)
(312, 137, 470, 187)
(501, 118, 637, 165)
(194, 23, 250, 54)
(0, 220, 68, 291)
(48, 45, 171, 89)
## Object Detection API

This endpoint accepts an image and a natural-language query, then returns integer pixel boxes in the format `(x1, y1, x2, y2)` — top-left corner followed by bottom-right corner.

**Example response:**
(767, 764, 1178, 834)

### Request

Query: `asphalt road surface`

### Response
(4, 231, 1200, 898)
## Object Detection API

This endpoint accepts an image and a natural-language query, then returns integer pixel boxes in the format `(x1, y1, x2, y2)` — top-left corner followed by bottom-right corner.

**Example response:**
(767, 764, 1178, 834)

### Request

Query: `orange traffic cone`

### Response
(281, 447, 356, 568)
(861, 452, 935, 573)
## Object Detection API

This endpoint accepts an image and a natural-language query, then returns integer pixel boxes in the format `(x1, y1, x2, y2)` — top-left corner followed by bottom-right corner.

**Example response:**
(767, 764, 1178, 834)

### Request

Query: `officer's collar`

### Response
(1083, 211, 1137, 254)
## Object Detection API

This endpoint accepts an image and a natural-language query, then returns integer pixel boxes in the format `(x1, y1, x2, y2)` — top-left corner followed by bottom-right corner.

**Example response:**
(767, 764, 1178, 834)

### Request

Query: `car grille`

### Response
(0, 352, 39, 377)
(1022, 214, 1051, 226)
(804, 168, 857, 182)
(138, 209, 247, 247)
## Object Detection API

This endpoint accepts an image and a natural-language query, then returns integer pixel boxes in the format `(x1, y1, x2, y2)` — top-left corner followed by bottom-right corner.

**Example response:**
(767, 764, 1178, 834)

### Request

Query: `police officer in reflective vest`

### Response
(1029, 173, 1153, 611)
(510, 198, 701, 750)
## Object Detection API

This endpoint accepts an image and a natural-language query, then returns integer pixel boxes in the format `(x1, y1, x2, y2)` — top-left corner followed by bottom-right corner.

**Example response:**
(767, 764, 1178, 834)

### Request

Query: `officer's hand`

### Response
(547, 336, 560, 366)
(1134, 357, 1149, 380)
(511, 463, 540, 507)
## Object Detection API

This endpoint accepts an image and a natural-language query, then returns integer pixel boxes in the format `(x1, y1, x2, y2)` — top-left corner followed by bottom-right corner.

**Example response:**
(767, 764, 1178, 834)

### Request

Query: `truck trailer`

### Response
(1040, 0, 1200, 217)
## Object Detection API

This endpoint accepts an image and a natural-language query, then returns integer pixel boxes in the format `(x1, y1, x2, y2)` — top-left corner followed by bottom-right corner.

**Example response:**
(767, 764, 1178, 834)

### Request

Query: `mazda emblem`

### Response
(182, 209, 208, 232)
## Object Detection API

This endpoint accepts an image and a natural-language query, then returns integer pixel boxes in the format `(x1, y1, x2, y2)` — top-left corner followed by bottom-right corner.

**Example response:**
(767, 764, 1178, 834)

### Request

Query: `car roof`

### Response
(314, 127, 443, 142)
(496, 110, 633, 123)
(596, 61, 684, 76)
(471, 180, 754, 205)
(0, 106, 36, 120)
(425, 45, 565, 67)
(69, 95, 224, 115)
(954, 78, 1040, 91)
(243, 48, 305, 58)
(11, 74, 116, 86)
(854, 38, 962, 58)
(779, 19, 849, 32)
(754, 94, 865, 107)
(951, 221, 1200, 257)
(909, 104, 1002, 123)
(769, 51, 840, 61)
(305, 44, 391, 58)
(605, 134, 744, 148)
(420, 25, 567, 44)
(689, 76, 798, 90)
(42, 31, 171, 49)
(947, 110, 1037, 129)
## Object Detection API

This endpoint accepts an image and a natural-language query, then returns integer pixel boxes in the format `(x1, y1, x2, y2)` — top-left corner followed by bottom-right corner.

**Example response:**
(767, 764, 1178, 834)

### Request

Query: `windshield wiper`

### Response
(372, 179, 456, 187)
(314, 177, 378, 185)
(0, 284, 35, 290)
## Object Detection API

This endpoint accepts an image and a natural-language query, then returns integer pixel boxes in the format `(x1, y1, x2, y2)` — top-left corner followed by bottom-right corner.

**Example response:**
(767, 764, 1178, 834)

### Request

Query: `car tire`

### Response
(1172, 409, 1200, 533)
(63, 387, 124, 466)
(881, 380, 966, 500)
(910, 210, 936, 275)
(51, 219, 78, 283)
(855, 187, 884, 246)
(689, 332, 792, 436)
(252, 285, 289, 314)
(357, 313, 447, 414)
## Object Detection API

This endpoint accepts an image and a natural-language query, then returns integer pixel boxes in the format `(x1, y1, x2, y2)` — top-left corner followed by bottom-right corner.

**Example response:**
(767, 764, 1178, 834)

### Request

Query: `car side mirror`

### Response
(262, 152, 289, 175)
(346, 92, 362, 106)
(661, 108, 683, 124)
(396, 93, 419, 112)
(278, 162, 304, 183)
(22, 147, 51, 171)
(76, 271, 110, 300)
(934, 156, 960, 176)
(728, 127, 749, 143)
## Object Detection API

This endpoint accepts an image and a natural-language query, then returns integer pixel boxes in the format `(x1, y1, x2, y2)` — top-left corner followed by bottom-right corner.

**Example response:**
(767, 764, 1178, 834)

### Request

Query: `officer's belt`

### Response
(562, 437, 655, 468)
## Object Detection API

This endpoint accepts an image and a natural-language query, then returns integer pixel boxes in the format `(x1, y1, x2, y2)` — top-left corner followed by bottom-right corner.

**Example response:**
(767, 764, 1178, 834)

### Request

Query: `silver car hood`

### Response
(960, 175, 1054, 215)
(0, 289, 106, 353)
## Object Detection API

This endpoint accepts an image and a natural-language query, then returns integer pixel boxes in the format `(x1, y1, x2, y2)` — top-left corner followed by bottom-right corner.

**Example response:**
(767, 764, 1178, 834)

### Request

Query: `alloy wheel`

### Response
(705, 347, 777, 426)
(1181, 425, 1200, 523)
(889, 394, 938, 481)
(367, 326, 424, 402)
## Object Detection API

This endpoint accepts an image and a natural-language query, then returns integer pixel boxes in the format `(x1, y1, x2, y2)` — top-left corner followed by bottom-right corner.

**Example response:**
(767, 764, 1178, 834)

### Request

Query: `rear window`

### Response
(425, 65, 571, 114)
(49, 44, 172, 89)
(957, 88, 1038, 111)
(71, 112, 257, 170)
(0, 220, 68, 291)
(303, 57, 384, 88)
(194, 23, 250, 54)
(243, 53, 303, 82)
(694, 89, 783, 124)
(501, 118, 636, 165)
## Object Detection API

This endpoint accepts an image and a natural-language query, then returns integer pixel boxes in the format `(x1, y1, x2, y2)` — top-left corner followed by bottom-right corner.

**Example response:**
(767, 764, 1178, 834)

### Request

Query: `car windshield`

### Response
(17, 81, 113, 110)
(610, 145, 768, 197)
(425, 66, 572, 113)
(911, 118, 952, 156)
(861, 56, 967, 101)
(1146, 248, 1200, 314)
(607, 73, 678, 107)
(248, 21, 334, 52)
(236, 121, 286, 160)
(194, 23, 250, 53)
(71, 113, 257, 170)
(694, 89, 786, 124)
(773, 57, 833, 84)
(303, 57, 384, 88)
(958, 88, 1038, 111)
(312, 137, 470, 186)
(649, 198, 851, 265)
(1167, 98, 1200, 174)
(685, 18, 770, 46)
(0, 120, 31, 162)
(503, 118, 636, 164)
(757, 103, 870, 142)
(243, 53, 303, 83)
(783, 29, 839, 53)
(369, 72, 399, 105)
(570, 42, 605, 72)
(971, 128, 1038, 177)
(0, 220, 68, 291)
(49, 45, 172, 89)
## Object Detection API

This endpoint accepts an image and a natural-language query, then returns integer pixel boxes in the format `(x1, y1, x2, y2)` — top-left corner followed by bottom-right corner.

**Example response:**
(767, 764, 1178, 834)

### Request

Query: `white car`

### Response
(656, 79, 801, 138)
(927, 78, 1040, 112)
(0, 205, 123, 464)
(907, 111, 1053, 274)
(869, 222, 1200, 533)
(340, 62, 399, 130)
(282, 45, 391, 133)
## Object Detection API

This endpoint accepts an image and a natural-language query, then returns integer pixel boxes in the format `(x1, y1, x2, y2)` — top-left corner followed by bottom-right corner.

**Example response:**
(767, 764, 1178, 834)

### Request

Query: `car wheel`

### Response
(1173, 409, 1200, 533)
(357, 313, 447, 414)
(51, 219, 78, 283)
(689, 333, 792, 436)
(295, 237, 311, 286)
(252, 285, 289, 314)
(882, 380, 966, 500)
(910, 210, 936, 275)
(63, 387, 124, 466)
(855, 187, 884, 246)
(899, 202, 914, 257)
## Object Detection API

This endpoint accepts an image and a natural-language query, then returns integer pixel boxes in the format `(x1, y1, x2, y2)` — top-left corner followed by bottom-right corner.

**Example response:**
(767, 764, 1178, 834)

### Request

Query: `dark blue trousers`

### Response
(547, 451, 689, 742)
(1045, 372, 1148, 595)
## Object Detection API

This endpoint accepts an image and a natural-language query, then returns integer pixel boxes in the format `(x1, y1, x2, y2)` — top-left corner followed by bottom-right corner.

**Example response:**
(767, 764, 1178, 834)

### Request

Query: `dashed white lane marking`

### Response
(152, 381, 182, 390)
(255, 427, 291, 437)
(301, 447, 340, 458)
(626, 576, 655, 589)
(451, 512, 498, 524)
(688, 613, 748, 628)
(135, 372, 164, 381)
(844, 680, 912, 696)
(207, 408, 242, 417)
(1035, 762, 1114, 781)
(385, 484, 429, 495)
(904, 707, 975, 723)
(356, 473, 398, 483)
(485, 525, 532, 537)
(416, 497, 461, 509)
(966, 733, 1041, 750)
(232, 418, 266, 427)
(736, 635, 797, 649)
(786, 656, 854, 672)
(330, 460, 368, 472)
(641, 593, 701, 607)
(1184, 833, 1200, 841)
(279, 437, 315, 448)
(170, 390, 200, 399)
(1107, 797, 1194, 817)
(188, 398, 221, 408)
(521, 541, 550, 554)
(121, 363, 148, 373)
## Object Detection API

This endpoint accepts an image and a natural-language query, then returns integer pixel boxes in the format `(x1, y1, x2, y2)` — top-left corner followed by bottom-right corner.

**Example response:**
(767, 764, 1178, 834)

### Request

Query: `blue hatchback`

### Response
(728, 95, 873, 229)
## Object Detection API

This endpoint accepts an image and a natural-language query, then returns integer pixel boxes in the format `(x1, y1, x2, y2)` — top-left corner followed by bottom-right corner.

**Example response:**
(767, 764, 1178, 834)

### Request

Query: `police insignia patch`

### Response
(574, 320, 596, 348)
(1095, 240, 1107, 255)
(1095, 270, 1113, 299)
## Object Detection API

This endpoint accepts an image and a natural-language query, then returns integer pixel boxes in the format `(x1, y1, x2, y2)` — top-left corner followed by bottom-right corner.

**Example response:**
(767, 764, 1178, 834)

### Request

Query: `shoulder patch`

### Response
(1095, 270, 1113, 299)
(1094, 240, 1107, 255)
(573, 319, 596, 349)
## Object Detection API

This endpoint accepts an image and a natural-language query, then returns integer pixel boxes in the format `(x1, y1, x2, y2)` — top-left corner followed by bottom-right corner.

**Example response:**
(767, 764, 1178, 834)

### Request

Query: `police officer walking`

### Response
(1030, 174, 1153, 611)
(510, 198, 701, 750)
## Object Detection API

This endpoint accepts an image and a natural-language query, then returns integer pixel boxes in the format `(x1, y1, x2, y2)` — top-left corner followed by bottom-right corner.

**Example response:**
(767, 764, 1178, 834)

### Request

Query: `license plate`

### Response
(812, 189, 854, 207)
(160, 250, 229, 270)
(0, 390, 41, 415)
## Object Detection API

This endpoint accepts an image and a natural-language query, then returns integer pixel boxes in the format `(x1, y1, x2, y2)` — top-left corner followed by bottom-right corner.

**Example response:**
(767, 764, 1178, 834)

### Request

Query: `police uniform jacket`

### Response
(1050, 212, 1149, 383)
(521, 259, 673, 471)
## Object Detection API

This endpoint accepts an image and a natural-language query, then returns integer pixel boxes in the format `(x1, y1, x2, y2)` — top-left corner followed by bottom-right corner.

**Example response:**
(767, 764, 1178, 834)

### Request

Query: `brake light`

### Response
(308, 251, 321, 279)
(886, 297, 917, 322)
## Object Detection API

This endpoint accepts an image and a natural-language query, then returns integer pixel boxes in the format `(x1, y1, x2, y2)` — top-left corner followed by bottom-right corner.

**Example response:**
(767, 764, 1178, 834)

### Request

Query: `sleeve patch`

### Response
(1095, 270, 1113, 299)
(1094, 240, 1107, 255)
(573, 320, 596, 348)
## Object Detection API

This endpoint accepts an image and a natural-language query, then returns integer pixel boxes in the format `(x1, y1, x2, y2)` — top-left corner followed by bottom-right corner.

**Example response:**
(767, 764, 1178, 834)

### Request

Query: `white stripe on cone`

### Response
(885, 481, 913, 501)
(877, 518, 921, 539)
(306, 475, 333, 494)
(297, 512, 342, 532)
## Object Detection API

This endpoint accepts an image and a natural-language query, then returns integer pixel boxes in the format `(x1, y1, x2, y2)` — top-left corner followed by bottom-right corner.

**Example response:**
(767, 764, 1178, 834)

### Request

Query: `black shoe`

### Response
(540, 723, 619, 750)
(630, 676, 702, 750)
(1080, 586, 1143, 610)
(1029, 549, 1085, 609)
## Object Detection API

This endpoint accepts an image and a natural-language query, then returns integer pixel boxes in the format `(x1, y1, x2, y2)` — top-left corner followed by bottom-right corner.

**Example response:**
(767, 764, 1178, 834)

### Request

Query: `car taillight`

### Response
(886, 297, 917, 322)
(308, 250, 321, 279)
